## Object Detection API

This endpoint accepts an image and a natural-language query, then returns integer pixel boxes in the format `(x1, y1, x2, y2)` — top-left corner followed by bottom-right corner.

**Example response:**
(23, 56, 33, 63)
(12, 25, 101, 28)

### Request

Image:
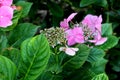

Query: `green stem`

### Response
(55, 54, 59, 64)
(106, 13, 109, 23)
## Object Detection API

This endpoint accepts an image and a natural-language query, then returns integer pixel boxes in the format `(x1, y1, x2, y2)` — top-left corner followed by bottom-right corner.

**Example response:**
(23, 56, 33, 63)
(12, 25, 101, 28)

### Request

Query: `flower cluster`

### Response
(60, 13, 107, 56)
(40, 27, 66, 47)
(40, 27, 79, 56)
(0, 0, 14, 28)
(41, 13, 107, 56)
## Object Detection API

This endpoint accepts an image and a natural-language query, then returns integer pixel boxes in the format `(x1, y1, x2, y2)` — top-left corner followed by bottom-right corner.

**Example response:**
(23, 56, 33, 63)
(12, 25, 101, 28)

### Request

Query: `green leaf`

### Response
(47, 1, 63, 17)
(102, 23, 113, 36)
(0, 35, 7, 53)
(65, 63, 95, 80)
(19, 34, 50, 80)
(16, 1, 32, 18)
(63, 44, 90, 70)
(87, 48, 105, 63)
(2, 48, 20, 67)
(80, 0, 97, 7)
(91, 73, 109, 80)
(38, 71, 63, 80)
(97, 36, 119, 50)
(109, 49, 120, 72)
(90, 58, 108, 74)
(0, 55, 17, 80)
(66, 59, 107, 80)
(95, 0, 108, 8)
(46, 54, 63, 74)
(8, 23, 39, 47)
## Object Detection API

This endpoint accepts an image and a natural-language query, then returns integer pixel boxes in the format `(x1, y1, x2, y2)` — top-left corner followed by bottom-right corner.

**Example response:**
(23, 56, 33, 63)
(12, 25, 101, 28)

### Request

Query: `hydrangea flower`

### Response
(59, 47, 79, 56)
(82, 14, 107, 45)
(0, 6, 13, 27)
(89, 31, 107, 45)
(60, 13, 77, 30)
(66, 27, 84, 46)
(82, 14, 102, 33)
(0, 0, 13, 7)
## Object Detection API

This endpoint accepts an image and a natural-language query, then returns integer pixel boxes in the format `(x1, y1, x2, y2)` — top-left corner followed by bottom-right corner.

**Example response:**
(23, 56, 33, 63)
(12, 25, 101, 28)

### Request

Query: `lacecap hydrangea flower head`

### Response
(41, 13, 108, 56)
(0, 0, 14, 28)
(60, 13, 107, 56)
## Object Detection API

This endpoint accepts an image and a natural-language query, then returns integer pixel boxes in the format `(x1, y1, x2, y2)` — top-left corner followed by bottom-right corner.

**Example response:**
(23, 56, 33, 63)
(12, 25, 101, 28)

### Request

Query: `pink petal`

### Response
(60, 19, 69, 30)
(82, 14, 102, 33)
(59, 47, 79, 56)
(88, 40, 97, 43)
(95, 15, 102, 32)
(82, 14, 91, 25)
(65, 48, 78, 56)
(67, 36, 76, 46)
(0, 17, 12, 27)
(66, 27, 84, 46)
(67, 13, 77, 22)
(73, 27, 84, 35)
(0, 6, 13, 19)
(94, 31, 101, 40)
(95, 37, 107, 45)
(75, 35, 84, 43)
(98, 15, 102, 23)
(71, 48, 79, 51)
(0, 6, 13, 27)
(0, 0, 13, 6)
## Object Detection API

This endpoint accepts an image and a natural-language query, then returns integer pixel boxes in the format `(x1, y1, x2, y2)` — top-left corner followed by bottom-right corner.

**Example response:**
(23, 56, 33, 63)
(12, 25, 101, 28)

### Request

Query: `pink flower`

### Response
(59, 47, 79, 56)
(82, 14, 107, 45)
(66, 27, 84, 46)
(60, 19, 69, 30)
(60, 13, 77, 30)
(0, 6, 13, 27)
(82, 14, 102, 32)
(89, 31, 107, 45)
(0, 0, 13, 7)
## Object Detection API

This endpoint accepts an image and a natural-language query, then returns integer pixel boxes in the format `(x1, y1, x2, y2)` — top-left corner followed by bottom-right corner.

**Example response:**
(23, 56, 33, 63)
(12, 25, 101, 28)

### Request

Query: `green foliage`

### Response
(47, 1, 63, 17)
(8, 23, 39, 47)
(97, 35, 118, 50)
(38, 72, 63, 80)
(90, 58, 108, 74)
(63, 44, 90, 70)
(87, 48, 105, 63)
(0, 0, 120, 79)
(80, 0, 97, 7)
(18, 34, 50, 80)
(16, 1, 32, 18)
(0, 55, 17, 80)
(80, 0, 108, 8)
(0, 35, 7, 53)
(2, 48, 20, 67)
(46, 53, 63, 74)
(95, 0, 108, 8)
(108, 49, 120, 72)
(91, 73, 109, 80)
(102, 23, 113, 36)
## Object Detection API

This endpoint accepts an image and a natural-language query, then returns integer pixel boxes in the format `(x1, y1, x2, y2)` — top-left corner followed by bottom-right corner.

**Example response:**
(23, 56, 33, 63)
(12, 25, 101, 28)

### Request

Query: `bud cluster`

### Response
(40, 27, 66, 47)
